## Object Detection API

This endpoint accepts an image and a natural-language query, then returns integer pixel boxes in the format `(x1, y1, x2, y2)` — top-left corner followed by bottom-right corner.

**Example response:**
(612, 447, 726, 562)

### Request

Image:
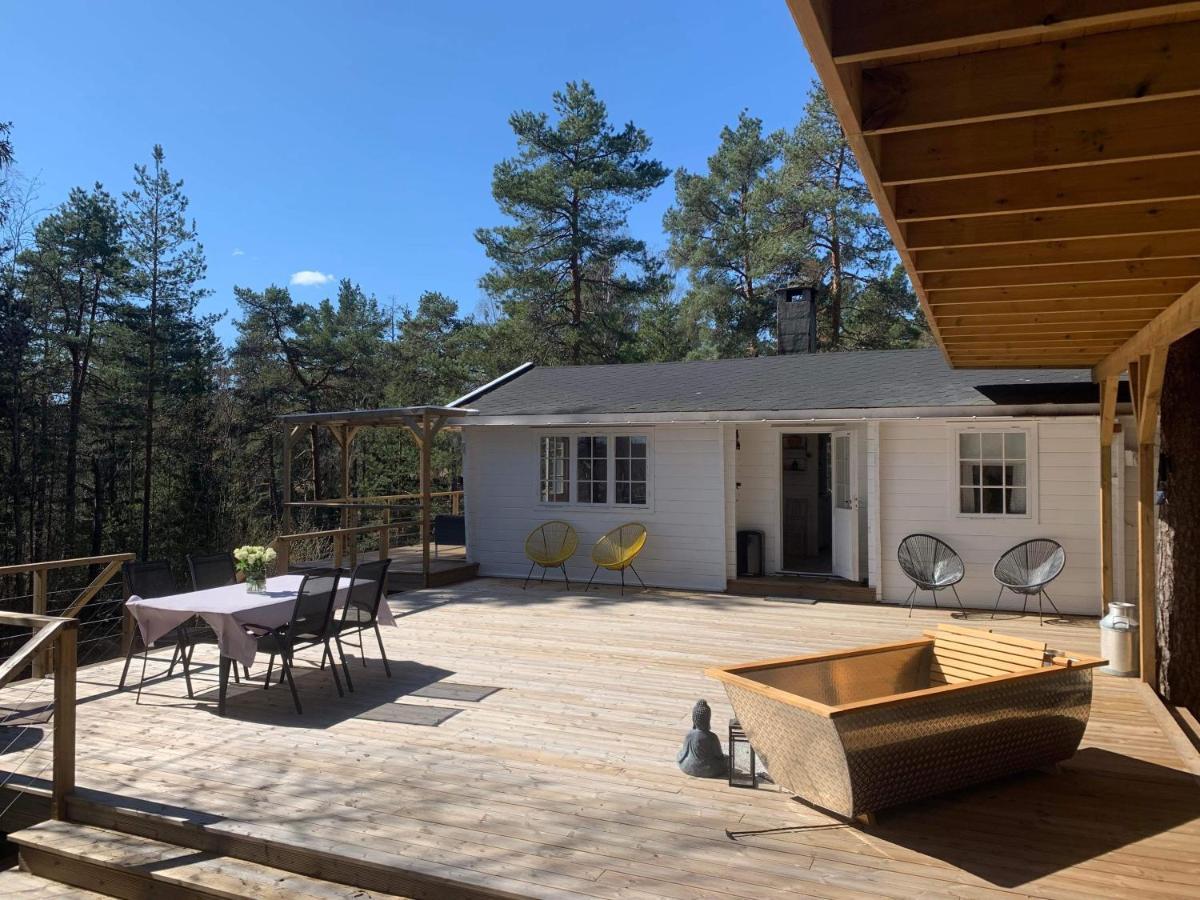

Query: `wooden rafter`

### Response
(787, 0, 1200, 369)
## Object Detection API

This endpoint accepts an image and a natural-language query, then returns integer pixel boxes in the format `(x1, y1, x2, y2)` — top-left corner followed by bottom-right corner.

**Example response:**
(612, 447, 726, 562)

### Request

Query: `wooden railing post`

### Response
(52, 622, 77, 820)
(452, 491, 461, 516)
(32, 569, 48, 679)
(378, 526, 389, 562)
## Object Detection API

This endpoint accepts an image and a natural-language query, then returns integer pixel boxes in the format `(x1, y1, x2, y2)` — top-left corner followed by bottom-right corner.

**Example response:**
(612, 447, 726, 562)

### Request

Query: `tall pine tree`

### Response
(122, 145, 210, 559)
(476, 81, 669, 365)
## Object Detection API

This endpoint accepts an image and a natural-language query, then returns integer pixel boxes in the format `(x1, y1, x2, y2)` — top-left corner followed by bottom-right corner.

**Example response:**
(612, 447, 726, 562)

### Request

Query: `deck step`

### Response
(9, 820, 405, 899)
(0, 868, 109, 899)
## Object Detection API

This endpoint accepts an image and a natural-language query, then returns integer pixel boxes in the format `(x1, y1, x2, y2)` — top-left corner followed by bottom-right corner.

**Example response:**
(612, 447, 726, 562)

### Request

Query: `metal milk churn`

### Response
(1099, 601, 1138, 677)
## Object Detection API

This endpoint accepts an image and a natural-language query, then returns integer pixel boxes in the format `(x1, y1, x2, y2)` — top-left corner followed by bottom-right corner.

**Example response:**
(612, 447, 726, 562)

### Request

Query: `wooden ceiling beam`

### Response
(914, 232, 1200, 273)
(927, 279, 1190, 303)
(905, 200, 1200, 250)
(895, 154, 1200, 221)
(930, 296, 1171, 319)
(830, 1, 1200, 65)
(880, 96, 1200, 185)
(924, 258, 1200, 290)
(945, 334, 1128, 349)
(1094, 279, 1200, 376)
(860, 19, 1200, 133)
(937, 309, 1158, 328)
(940, 322, 1143, 337)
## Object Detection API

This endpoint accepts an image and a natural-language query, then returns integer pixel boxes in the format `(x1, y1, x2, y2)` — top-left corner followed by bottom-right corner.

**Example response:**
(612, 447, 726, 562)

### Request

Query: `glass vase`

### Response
(245, 572, 266, 593)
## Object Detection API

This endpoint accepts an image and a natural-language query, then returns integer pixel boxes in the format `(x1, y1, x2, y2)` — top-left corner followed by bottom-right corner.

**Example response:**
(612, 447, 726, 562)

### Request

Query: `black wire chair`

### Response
(991, 539, 1067, 625)
(333, 558, 393, 691)
(248, 569, 343, 714)
(897, 534, 966, 617)
(119, 560, 194, 700)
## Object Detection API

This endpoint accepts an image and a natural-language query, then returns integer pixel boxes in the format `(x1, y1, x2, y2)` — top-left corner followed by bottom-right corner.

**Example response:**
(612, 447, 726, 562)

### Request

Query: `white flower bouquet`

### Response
(233, 545, 277, 593)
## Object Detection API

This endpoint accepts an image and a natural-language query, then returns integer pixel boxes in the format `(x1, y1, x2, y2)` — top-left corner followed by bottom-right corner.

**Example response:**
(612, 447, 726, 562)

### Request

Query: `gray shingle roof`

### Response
(465, 349, 1097, 416)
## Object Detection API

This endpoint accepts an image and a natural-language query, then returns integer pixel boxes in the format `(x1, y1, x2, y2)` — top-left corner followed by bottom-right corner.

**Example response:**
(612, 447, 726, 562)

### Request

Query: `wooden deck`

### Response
(293, 543, 478, 589)
(2, 578, 1199, 899)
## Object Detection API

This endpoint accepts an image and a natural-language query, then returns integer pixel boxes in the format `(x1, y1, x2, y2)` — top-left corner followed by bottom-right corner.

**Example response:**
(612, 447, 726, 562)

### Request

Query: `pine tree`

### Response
(663, 112, 789, 357)
(122, 145, 209, 559)
(476, 81, 669, 365)
(775, 87, 892, 349)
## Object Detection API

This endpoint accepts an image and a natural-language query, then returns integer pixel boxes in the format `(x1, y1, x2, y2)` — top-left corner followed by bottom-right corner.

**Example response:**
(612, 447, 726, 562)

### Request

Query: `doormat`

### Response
(409, 682, 501, 702)
(762, 597, 818, 605)
(355, 703, 461, 726)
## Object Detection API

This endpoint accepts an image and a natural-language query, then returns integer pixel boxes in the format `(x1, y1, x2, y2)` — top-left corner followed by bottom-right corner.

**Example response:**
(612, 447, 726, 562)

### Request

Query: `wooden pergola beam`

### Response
(860, 19, 1200, 133)
(829, 1, 1200, 65)
(915, 233, 1200, 274)
(907, 201, 1200, 250)
(880, 97, 1200, 185)
(894, 155, 1200, 222)
(1094, 281, 1200, 378)
(924, 259, 1200, 291)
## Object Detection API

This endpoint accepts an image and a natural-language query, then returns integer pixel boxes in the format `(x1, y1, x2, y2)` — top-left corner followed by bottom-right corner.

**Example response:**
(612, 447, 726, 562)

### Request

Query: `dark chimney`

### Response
(776, 285, 817, 354)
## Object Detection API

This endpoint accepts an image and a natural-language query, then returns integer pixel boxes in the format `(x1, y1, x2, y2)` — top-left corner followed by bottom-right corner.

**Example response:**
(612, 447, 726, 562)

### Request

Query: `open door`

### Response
(831, 430, 859, 581)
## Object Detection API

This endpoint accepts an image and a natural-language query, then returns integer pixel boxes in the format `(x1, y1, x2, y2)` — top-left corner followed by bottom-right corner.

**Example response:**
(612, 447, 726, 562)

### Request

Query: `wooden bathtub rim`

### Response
(705, 638, 1106, 720)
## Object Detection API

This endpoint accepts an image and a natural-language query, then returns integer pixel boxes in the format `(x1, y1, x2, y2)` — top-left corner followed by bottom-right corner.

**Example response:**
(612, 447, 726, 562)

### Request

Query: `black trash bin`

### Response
(737, 530, 764, 577)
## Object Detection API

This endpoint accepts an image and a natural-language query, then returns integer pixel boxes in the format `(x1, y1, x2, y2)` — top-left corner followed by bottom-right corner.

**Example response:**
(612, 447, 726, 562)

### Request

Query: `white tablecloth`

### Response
(126, 573, 396, 668)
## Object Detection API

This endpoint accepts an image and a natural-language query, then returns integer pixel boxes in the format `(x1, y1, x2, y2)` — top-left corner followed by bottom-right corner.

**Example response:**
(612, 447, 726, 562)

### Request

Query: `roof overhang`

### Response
(786, 1, 1200, 373)
(459, 403, 1121, 427)
(277, 405, 474, 428)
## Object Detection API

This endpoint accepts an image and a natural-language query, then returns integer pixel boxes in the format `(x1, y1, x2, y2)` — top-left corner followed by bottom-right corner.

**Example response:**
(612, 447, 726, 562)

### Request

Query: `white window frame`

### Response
(534, 430, 653, 511)
(946, 423, 1038, 521)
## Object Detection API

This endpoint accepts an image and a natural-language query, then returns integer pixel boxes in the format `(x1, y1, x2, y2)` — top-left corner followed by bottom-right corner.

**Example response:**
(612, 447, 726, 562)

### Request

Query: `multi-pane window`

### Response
(539, 436, 570, 503)
(576, 436, 608, 504)
(540, 434, 648, 506)
(958, 431, 1027, 515)
(614, 435, 648, 505)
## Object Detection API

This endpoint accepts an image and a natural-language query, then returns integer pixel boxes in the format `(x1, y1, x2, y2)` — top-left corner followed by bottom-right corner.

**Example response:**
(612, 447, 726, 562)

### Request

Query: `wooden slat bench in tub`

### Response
(705, 624, 1105, 821)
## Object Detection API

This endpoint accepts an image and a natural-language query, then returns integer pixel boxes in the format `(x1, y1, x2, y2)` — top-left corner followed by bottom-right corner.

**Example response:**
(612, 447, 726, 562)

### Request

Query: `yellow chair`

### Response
(586, 523, 648, 595)
(523, 521, 579, 588)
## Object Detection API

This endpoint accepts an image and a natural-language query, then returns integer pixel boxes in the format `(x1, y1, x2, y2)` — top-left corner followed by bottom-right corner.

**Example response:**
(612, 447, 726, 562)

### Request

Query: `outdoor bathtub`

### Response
(706, 625, 1104, 819)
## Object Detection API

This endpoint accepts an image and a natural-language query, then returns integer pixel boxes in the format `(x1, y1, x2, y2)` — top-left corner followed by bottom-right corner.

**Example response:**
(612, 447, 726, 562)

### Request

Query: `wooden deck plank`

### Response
(1, 578, 1198, 899)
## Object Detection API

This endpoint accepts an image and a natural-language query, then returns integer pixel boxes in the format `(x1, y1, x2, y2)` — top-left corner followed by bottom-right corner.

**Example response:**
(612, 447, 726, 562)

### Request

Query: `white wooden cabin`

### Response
(456, 349, 1134, 616)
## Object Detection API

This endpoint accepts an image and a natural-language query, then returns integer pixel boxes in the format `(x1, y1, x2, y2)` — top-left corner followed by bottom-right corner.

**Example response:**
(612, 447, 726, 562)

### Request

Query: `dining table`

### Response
(126, 573, 396, 714)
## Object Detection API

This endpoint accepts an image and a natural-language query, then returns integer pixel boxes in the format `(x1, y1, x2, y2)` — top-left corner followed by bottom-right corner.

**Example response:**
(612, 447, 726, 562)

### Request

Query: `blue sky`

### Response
(1, 1, 817, 342)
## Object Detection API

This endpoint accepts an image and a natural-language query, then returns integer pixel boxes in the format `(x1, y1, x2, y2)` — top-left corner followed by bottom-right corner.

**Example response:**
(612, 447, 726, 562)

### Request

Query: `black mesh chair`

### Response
(187, 552, 237, 591)
(333, 559, 392, 691)
(991, 539, 1067, 625)
(897, 534, 966, 617)
(119, 560, 194, 699)
(248, 569, 343, 714)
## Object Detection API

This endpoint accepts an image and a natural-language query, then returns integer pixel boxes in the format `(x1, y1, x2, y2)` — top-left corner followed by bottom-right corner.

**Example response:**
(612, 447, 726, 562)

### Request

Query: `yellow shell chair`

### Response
(523, 521, 579, 589)
(586, 523, 648, 595)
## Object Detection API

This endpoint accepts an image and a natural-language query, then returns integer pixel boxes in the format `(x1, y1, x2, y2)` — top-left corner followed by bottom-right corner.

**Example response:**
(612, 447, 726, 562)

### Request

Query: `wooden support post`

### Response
(51, 622, 77, 820)
(31, 569, 47, 679)
(282, 425, 298, 535)
(1132, 348, 1167, 685)
(420, 415, 433, 589)
(452, 491, 461, 516)
(1099, 377, 1118, 616)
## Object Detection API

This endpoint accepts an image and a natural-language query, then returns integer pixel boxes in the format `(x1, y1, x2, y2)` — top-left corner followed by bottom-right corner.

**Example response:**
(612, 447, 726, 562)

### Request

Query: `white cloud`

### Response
(231, 248, 245, 256)
(290, 270, 334, 287)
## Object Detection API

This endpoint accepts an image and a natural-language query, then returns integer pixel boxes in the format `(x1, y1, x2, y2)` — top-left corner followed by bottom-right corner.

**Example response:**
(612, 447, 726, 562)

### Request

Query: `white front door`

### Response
(831, 430, 859, 580)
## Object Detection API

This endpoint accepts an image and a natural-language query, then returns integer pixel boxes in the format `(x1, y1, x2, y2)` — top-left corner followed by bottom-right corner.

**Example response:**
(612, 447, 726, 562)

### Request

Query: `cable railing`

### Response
(0, 611, 78, 821)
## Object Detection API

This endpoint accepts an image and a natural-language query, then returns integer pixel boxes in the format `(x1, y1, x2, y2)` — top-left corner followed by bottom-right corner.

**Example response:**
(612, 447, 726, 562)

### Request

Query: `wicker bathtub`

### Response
(706, 624, 1104, 819)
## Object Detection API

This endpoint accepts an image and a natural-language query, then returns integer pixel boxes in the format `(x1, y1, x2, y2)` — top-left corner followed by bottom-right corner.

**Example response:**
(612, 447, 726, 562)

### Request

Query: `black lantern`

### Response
(728, 719, 757, 788)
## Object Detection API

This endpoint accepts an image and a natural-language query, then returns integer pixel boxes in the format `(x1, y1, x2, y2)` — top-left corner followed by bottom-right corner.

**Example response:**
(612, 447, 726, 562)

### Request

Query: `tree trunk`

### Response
(140, 258, 159, 560)
(1155, 329, 1200, 716)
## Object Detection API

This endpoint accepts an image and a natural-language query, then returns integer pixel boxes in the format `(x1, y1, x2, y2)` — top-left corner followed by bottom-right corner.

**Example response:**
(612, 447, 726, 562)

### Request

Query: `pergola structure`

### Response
(787, 1, 1200, 684)
(276, 405, 473, 588)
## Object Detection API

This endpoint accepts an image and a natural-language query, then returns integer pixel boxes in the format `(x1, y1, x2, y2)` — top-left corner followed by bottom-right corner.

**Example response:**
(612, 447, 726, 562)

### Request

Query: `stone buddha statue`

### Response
(677, 699, 727, 778)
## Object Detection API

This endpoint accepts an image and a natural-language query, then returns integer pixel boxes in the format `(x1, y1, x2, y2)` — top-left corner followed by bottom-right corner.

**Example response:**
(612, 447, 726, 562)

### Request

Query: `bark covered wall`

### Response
(1155, 329, 1200, 715)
